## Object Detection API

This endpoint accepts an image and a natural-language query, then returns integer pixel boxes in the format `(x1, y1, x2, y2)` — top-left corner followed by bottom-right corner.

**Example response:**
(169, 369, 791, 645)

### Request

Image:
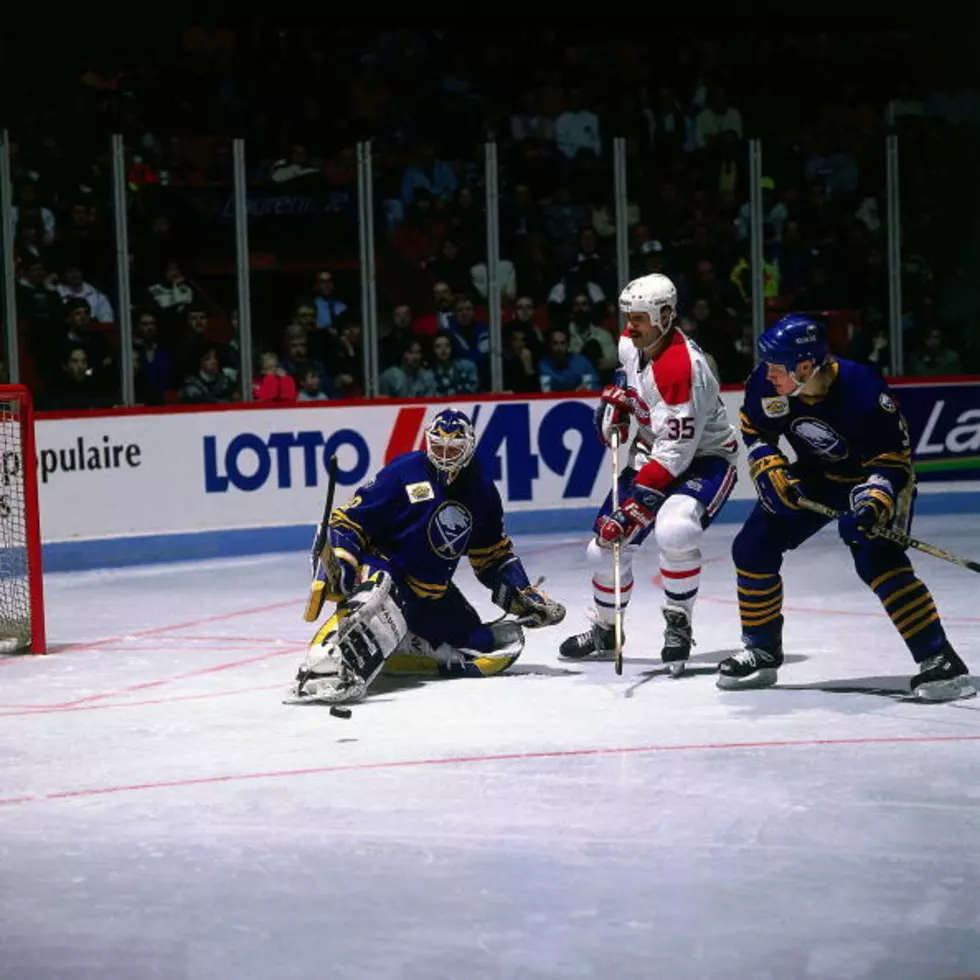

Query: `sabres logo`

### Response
(790, 417, 849, 461)
(427, 502, 473, 560)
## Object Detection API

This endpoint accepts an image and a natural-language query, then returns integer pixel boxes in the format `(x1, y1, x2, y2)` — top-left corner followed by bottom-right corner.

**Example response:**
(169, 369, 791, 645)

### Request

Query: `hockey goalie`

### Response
(287, 408, 566, 705)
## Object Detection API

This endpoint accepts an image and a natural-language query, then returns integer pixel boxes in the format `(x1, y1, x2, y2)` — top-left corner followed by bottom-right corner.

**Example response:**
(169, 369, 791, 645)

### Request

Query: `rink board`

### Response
(30, 381, 980, 571)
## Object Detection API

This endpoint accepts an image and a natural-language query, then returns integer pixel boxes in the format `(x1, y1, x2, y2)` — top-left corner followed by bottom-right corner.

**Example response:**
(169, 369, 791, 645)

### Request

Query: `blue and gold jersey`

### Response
(328, 451, 517, 599)
(741, 359, 915, 491)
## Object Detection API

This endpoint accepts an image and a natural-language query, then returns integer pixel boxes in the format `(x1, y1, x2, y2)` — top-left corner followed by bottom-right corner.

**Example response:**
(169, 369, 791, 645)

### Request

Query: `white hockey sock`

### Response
(591, 570, 633, 626)
(660, 548, 701, 620)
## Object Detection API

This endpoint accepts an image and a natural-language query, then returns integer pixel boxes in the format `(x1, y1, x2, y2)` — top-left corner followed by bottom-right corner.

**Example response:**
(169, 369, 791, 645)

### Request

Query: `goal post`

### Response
(0, 385, 45, 654)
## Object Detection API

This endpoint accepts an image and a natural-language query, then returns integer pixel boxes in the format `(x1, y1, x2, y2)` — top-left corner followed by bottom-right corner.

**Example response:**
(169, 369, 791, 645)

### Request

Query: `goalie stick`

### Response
(303, 453, 340, 622)
(798, 497, 980, 574)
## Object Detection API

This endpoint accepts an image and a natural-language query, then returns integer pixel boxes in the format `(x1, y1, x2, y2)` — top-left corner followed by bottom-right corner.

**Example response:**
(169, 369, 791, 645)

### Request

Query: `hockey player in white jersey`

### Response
(560, 273, 739, 671)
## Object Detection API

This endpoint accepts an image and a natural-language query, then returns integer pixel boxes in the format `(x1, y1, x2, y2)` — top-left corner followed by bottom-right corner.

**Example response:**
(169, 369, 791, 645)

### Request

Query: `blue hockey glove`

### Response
(839, 476, 896, 546)
(594, 369, 631, 448)
(748, 445, 802, 517)
(597, 483, 666, 546)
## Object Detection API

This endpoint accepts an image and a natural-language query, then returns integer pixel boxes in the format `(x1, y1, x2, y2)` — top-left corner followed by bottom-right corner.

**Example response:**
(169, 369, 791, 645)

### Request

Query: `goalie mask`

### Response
(425, 409, 476, 484)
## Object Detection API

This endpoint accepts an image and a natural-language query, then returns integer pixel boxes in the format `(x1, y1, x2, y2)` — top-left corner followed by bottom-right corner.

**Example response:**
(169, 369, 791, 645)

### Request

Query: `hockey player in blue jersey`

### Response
(289, 408, 566, 703)
(717, 315, 973, 701)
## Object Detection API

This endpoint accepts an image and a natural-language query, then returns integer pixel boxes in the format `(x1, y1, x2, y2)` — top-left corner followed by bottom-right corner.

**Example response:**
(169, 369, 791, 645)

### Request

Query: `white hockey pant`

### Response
(589, 494, 706, 625)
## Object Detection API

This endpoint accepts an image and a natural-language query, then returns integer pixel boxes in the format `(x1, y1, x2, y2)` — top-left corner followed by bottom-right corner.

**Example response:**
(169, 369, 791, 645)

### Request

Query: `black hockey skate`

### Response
(661, 609, 693, 677)
(716, 643, 784, 690)
(910, 645, 976, 702)
(559, 621, 620, 660)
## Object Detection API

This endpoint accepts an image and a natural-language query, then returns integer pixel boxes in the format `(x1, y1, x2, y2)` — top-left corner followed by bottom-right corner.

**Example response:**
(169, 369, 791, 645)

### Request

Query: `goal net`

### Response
(0, 385, 45, 653)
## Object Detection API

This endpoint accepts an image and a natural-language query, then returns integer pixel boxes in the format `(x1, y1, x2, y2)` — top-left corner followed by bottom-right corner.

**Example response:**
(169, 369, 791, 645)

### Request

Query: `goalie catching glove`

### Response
(504, 582, 566, 628)
(480, 555, 566, 628)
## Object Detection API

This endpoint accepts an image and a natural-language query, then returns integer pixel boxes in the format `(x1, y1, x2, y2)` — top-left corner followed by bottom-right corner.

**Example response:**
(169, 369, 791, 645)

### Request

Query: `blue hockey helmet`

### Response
(425, 408, 476, 483)
(757, 315, 829, 369)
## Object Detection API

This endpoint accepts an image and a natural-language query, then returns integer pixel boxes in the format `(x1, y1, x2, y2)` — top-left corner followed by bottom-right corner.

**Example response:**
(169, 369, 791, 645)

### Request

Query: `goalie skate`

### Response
(283, 671, 367, 705)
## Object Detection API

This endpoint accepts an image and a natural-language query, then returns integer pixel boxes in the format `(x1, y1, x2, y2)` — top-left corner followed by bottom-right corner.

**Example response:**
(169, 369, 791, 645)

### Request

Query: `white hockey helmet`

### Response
(618, 273, 678, 334)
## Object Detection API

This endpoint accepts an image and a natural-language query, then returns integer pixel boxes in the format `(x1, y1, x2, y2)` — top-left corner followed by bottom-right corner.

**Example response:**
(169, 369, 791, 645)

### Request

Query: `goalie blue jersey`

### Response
(328, 451, 521, 599)
(740, 358, 915, 493)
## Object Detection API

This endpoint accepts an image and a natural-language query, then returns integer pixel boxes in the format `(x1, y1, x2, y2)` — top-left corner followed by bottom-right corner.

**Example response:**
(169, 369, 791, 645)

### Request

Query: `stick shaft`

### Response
(611, 434, 624, 674)
(798, 497, 980, 574)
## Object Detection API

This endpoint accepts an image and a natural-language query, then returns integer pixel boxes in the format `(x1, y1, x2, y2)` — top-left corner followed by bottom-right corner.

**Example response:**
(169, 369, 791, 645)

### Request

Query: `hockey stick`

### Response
(798, 497, 980, 574)
(611, 432, 625, 675)
(303, 454, 340, 622)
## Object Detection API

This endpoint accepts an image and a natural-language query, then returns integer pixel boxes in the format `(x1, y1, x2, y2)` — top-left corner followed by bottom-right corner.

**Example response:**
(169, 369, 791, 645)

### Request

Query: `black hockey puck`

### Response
(330, 706, 352, 719)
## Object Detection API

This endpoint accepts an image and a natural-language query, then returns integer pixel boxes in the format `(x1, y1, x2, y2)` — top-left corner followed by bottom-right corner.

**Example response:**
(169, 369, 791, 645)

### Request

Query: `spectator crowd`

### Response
(2, 27, 979, 410)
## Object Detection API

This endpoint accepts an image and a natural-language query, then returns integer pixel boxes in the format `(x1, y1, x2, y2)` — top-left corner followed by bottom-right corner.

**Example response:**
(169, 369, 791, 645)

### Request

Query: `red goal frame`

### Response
(0, 384, 46, 654)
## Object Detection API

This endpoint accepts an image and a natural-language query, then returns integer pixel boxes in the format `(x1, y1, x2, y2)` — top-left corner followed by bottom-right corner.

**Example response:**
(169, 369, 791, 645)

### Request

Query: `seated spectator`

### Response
(147, 260, 198, 332)
(54, 264, 115, 324)
(539, 328, 599, 393)
(309, 270, 349, 330)
(61, 298, 116, 392)
(909, 327, 963, 377)
(469, 256, 518, 306)
(12, 182, 55, 246)
(132, 347, 165, 407)
(295, 362, 332, 401)
(133, 309, 175, 401)
(566, 291, 618, 377)
(431, 334, 479, 396)
(507, 295, 547, 357)
(547, 268, 605, 326)
(180, 344, 236, 404)
(413, 281, 456, 337)
(439, 293, 488, 370)
(379, 304, 415, 370)
(253, 351, 298, 403)
(16, 259, 64, 348)
(849, 317, 891, 376)
(176, 306, 227, 378)
(280, 324, 331, 390)
(36, 345, 115, 411)
(330, 322, 364, 398)
(380, 338, 437, 398)
(503, 326, 541, 394)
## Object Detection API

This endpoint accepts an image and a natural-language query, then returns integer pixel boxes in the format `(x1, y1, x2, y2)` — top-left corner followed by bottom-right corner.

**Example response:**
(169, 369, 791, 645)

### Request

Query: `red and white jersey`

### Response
(619, 328, 738, 490)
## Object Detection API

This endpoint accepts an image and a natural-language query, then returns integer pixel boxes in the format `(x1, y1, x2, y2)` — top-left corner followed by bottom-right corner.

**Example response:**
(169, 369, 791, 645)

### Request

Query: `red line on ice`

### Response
(3, 733, 980, 808)
(0, 683, 285, 718)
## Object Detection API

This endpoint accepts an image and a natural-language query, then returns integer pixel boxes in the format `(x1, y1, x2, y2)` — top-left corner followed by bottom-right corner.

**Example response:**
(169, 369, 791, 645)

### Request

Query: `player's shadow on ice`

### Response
(779, 675, 980, 706)
(620, 650, 809, 698)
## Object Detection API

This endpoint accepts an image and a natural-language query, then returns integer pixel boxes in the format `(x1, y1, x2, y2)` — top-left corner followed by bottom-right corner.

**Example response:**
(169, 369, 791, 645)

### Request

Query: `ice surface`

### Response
(2, 517, 980, 980)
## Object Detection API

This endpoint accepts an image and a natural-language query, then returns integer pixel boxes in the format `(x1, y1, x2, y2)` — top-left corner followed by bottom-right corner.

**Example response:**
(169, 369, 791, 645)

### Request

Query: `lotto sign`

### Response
(200, 399, 609, 504)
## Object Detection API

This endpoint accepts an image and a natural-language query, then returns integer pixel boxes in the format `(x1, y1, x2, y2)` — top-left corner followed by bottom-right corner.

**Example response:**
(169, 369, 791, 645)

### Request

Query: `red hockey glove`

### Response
(596, 484, 666, 546)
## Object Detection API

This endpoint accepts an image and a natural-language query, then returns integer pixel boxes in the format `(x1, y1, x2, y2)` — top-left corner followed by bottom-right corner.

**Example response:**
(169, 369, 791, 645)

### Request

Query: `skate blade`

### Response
(558, 650, 615, 662)
(716, 668, 778, 691)
(665, 660, 687, 678)
(912, 677, 978, 702)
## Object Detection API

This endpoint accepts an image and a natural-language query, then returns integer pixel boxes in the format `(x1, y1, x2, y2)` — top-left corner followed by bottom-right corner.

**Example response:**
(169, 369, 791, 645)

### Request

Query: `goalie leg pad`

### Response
(296, 571, 408, 699)
(385, 618, 525, 678)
